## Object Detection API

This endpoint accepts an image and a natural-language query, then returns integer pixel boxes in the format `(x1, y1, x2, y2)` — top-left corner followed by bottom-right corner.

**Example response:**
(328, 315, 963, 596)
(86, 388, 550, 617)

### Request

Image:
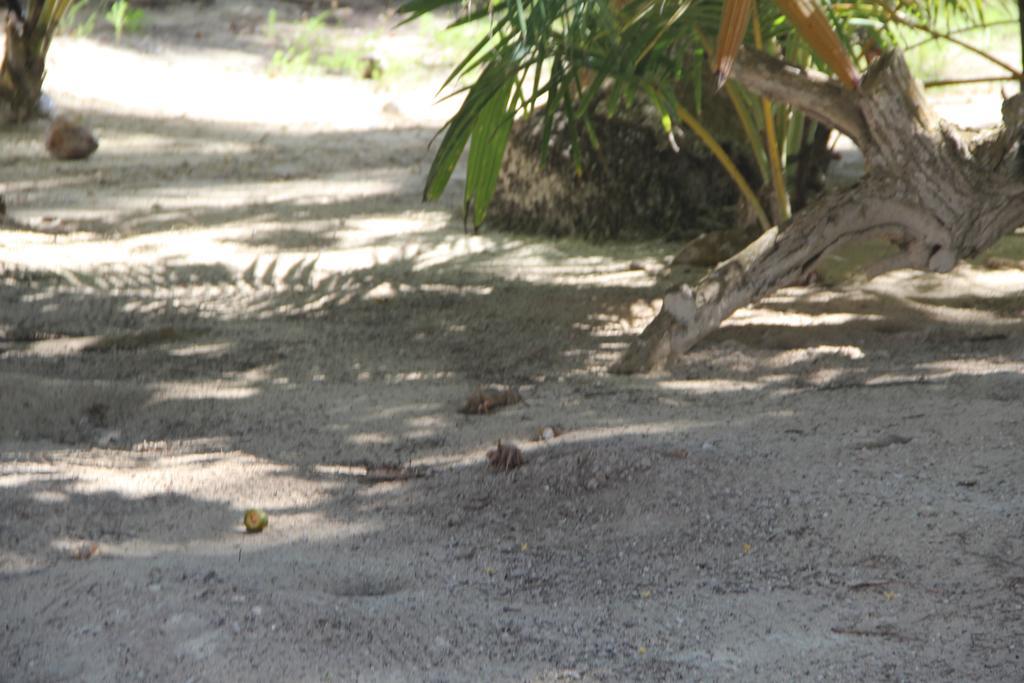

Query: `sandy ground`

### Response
(3, 3, 1024, 681)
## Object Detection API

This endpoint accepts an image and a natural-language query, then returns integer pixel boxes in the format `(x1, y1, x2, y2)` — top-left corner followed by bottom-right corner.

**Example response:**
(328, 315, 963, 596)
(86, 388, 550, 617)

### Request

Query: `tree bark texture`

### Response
(1, 6, 55, 122)
(612, 49, 1024, 374)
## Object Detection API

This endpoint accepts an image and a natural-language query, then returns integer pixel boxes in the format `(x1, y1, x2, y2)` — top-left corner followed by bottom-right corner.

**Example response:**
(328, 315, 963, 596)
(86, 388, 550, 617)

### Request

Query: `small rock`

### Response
(45, 116, 99, 161)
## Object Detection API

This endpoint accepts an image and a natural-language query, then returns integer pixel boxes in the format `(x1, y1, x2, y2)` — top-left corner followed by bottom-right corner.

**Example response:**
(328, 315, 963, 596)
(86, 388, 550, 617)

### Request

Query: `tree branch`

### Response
(613, 49, 1024, 374)
(611, 189, 951, 374)
(731, 48, 869, 150)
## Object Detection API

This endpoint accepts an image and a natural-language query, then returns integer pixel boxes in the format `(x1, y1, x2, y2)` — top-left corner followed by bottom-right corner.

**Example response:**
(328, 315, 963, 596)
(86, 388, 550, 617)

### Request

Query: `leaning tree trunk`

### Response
(612, 48, 1024, 374)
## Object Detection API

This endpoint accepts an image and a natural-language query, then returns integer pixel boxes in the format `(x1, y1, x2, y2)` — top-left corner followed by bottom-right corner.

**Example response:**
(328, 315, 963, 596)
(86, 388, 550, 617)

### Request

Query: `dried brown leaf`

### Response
(713, 0, 755, 87)
(459, 386, 522, 415)
(486, 440, 524, 472)
(775, 0, 860, 89)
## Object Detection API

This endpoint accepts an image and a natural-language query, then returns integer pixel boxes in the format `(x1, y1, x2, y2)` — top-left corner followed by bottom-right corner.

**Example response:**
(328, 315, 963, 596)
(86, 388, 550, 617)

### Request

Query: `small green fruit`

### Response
(244, 508, 269, 533)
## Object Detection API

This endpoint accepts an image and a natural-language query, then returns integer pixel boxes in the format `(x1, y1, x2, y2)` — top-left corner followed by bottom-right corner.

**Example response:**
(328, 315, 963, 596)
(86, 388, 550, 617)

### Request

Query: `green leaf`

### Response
(539, 55, 564, 166)
(439, 28, 500, 93)
(396, 0, 460, 23)
(466, 77, 515, 226)
(512, 0, 529, 41)
(423, 62, 512, 203)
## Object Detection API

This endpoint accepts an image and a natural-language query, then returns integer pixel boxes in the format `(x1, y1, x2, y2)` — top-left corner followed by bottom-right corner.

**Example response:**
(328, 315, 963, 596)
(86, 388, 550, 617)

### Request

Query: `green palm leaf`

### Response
(401, 0, 1010, 228)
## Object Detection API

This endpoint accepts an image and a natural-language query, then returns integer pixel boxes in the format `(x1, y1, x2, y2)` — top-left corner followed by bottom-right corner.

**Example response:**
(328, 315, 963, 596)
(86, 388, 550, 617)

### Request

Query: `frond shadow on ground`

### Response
(3, 48, 1024, 678)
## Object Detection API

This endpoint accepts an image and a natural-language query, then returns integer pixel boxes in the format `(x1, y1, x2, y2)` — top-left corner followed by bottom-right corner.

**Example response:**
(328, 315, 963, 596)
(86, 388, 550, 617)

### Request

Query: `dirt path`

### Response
(2, 4, 1024, 681)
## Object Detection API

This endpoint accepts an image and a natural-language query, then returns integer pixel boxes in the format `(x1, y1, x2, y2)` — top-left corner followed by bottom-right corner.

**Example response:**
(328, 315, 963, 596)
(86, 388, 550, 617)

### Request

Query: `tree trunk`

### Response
(0, 2, 64, 123)
(1019, 0, 1024, 88)
(1, 16, 40, 120)
(612, 49, 1024, 374)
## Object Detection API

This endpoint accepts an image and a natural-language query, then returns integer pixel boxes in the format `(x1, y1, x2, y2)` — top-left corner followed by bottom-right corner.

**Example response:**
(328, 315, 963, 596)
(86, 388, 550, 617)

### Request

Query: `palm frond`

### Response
(402, 0, 1017, 229)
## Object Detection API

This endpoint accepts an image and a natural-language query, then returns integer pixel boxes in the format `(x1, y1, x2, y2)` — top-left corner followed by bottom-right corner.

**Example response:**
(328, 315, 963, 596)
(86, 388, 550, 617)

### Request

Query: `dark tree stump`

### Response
(487, 107, 752, 242)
